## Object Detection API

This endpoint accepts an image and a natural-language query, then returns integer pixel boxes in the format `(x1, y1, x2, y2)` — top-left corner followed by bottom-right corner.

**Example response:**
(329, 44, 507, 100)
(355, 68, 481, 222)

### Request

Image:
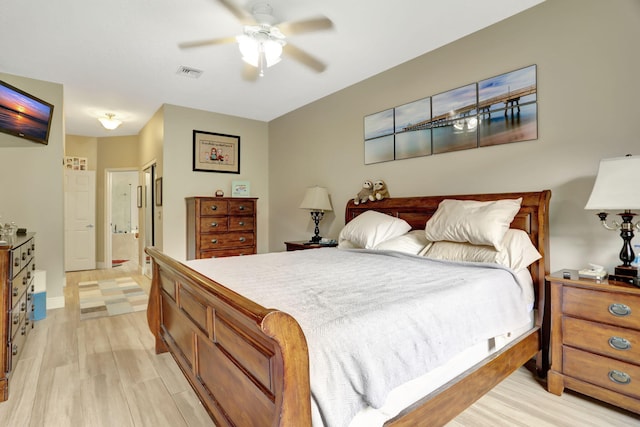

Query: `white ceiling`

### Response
(0, 0, 544, 137)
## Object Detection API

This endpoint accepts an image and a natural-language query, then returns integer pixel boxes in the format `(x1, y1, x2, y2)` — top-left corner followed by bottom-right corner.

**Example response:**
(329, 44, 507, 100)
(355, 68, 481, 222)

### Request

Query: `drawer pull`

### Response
(239, 237, 246, 242)
(210, 239, 218, 244)
(13, 313, 19, 324)
(210, 205, 218, 211)
(23, 277, 28, 285)
(238, 221, 245, 226)
(22, 253, 27, 260)
(14, 259, 19, 267)
(609, 336, 631, 351)
(609, 303, 631, 317)
(239, 205, 245, 210)
(210, 222, 218, 227)
(12, 344, 18, 356)
(608, 370, 631, 385)
(13, 287, 18, 297)
(21, 325, 26, 335)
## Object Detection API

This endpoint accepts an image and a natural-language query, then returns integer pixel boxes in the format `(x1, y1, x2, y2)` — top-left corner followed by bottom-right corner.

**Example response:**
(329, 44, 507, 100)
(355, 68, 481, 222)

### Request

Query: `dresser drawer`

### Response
(200, 200, 228, 216)
(564, 346, 640, 399)
(199, 248, 256, 258)
(563, 317, 640, 364)
(229, 200, 254, 215)
(228, 216, 254, 232)
(563, 287, 640, 330)
(199, 217, 229, 233)
(200, 232, 255, 250)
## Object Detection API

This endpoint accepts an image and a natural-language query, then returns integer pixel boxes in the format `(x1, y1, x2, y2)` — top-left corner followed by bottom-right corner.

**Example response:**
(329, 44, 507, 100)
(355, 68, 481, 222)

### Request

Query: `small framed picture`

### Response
(137, 185, 142, 208)
(155, 177, 162, 206)
(231, 180, 250, 197)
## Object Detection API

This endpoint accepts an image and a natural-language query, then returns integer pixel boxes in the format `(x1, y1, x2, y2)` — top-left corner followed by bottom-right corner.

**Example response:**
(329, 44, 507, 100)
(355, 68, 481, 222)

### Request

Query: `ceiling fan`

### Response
(179, 0, 334, 79)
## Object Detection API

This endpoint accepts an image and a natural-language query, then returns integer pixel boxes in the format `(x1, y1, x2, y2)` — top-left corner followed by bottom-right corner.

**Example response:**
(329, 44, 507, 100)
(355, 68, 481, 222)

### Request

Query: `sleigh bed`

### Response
(146, 190, 551, 427)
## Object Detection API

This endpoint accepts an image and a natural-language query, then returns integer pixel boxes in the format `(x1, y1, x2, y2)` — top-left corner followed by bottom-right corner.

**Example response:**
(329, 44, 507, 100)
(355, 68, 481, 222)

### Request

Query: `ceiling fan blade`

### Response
(242, 63, 259, 81)
(277, 16, 333, 36)
(216, 0, 256, 25)
(179, 36, 237, 49)
(283, 43, 327, 73)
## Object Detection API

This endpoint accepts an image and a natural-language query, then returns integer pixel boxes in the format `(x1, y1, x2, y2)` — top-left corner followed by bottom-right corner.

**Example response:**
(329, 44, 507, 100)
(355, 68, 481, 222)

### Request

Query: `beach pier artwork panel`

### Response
(478, 65, 537, 147)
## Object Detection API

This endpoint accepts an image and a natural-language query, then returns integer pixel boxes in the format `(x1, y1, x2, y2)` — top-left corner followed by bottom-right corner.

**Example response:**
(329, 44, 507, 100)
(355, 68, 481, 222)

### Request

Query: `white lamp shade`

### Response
(585, 155, 640, 210)
(299, 186, 332, 212)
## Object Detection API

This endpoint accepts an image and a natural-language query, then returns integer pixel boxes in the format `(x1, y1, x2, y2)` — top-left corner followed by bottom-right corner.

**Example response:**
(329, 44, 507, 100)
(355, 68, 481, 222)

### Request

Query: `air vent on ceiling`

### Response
(176, 66, 203, 78)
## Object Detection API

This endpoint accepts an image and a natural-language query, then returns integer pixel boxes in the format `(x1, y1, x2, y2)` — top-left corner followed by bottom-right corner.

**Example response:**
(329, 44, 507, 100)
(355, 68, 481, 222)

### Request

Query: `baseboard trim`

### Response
(47, 296, 65, 310)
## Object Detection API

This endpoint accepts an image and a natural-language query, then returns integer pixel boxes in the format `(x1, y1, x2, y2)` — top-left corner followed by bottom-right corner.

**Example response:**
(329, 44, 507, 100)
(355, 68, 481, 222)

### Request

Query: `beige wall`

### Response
(268, 0, 640, 273)
(65, 135, 97, 170)
(0, 73, 66, 308)
(161, 104, 269, 261)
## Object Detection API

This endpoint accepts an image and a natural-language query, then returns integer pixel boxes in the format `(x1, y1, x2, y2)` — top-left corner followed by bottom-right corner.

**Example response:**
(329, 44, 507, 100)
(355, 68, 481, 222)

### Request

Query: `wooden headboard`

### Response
(345, 190, 552, 319)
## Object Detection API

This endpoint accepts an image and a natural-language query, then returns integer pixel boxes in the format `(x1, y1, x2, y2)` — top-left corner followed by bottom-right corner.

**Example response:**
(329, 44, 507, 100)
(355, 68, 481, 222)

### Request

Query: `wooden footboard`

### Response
(145, 247, 311, 426)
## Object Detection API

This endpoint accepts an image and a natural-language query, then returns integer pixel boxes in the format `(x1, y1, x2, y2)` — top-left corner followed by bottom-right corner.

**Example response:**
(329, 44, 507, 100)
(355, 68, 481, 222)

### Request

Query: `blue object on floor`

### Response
(32, 292, 46, 321)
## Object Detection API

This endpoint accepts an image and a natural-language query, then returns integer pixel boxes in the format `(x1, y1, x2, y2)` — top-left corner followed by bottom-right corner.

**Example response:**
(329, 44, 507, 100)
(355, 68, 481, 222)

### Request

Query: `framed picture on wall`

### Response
(193, 130, 240, 174)
(137, 185, 142, 208)
(155, 177, 162, 206)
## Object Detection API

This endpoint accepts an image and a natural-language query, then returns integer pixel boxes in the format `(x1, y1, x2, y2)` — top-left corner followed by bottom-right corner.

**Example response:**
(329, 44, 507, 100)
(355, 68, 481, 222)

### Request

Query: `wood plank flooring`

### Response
(0, 265, 638, 426)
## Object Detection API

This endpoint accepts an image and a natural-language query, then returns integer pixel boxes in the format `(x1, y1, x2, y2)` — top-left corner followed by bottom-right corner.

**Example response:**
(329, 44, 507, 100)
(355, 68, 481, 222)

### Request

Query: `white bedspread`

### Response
(185, 248, 531, 427)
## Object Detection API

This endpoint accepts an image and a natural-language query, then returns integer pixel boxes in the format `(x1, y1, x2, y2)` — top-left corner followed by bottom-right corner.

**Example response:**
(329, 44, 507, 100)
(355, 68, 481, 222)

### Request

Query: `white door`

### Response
(65, 170, 96, 271)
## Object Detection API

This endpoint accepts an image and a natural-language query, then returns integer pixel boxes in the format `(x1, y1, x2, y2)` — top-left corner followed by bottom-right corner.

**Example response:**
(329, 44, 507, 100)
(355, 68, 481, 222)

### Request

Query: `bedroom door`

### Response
(64, 170, 96, 271)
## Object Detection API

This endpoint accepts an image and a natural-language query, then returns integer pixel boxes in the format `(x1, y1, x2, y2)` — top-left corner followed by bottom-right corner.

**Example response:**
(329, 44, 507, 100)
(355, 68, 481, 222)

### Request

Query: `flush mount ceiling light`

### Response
(98, 113, 122, 130)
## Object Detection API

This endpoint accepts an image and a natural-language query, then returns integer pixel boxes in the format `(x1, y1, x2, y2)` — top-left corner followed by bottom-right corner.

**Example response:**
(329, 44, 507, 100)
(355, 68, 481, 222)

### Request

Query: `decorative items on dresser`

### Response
(186, 197, 257, 259)
(0, 233, 36, 401)
(547, 270, 640, 414)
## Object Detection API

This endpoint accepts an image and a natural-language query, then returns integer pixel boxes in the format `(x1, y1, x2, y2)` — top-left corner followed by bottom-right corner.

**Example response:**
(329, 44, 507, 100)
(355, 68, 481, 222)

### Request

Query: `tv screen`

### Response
(0, 79, 54, 145)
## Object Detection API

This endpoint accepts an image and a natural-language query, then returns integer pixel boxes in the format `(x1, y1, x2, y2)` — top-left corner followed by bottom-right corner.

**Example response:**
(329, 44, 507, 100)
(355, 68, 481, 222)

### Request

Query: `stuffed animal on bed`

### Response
(354, 180, 374, 205)
(369, 179, 390, 201)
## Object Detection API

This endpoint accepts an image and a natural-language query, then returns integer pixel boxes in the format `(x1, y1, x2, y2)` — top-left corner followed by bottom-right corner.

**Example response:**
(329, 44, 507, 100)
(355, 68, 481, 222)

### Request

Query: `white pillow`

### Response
(338, 210, 411, 249)
(423, 229, 541, 271)
(373, 230, 433, 255)
(424, 198, 522, 250)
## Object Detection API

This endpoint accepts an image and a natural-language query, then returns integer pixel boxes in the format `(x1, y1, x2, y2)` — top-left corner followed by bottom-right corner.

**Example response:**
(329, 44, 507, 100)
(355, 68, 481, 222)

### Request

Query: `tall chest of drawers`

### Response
(547, 270, 640, 414)
(0, 233, 36, 402)
(186, 197, 257, 259)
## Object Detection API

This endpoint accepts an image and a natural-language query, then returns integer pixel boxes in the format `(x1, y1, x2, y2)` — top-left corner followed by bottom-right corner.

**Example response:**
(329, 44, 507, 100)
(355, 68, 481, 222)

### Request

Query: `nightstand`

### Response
(284, 240, 337, 251)
(547, 270, 640, 414)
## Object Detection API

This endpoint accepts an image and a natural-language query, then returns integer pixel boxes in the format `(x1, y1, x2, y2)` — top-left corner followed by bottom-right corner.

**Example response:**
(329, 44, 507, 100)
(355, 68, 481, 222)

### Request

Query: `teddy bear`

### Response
(369, 179, 390, 201)
(354, 180, 374, 205)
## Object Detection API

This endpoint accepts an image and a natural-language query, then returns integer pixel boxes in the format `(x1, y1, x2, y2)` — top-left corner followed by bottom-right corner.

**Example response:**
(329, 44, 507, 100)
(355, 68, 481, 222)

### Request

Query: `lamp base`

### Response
(609, 265, 639, 287)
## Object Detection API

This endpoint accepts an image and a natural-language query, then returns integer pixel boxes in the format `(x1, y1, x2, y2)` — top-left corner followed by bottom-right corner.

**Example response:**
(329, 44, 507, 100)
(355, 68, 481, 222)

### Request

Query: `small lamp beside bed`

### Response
(585, 154, 640, 285)
(299, 186, 333, 244)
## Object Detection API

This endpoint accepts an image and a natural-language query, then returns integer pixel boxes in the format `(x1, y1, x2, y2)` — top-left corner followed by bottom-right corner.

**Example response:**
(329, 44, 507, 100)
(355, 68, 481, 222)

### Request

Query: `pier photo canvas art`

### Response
(0, 80, 54, 145)
(362, 64, 537, 164)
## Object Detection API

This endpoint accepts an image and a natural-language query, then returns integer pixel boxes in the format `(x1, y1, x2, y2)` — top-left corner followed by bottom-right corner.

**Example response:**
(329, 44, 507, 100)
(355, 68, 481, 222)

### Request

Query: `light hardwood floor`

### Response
(1, 265, 639, 426)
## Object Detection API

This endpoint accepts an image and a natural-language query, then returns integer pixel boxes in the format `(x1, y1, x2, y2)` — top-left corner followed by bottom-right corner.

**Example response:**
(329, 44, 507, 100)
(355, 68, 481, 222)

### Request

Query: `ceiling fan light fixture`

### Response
(98, 113, 122, 130)
(237, 35, 283, 71)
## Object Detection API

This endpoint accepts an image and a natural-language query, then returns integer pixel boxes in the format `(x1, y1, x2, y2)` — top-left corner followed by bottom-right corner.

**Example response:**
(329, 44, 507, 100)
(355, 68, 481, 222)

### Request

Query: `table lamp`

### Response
(299, 186, 332, 244)
(584, 154, 640, 284)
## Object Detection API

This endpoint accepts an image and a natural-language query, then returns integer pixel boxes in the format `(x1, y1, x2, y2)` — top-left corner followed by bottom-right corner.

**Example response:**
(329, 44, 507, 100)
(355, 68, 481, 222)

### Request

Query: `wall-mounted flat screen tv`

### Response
(0, 79, 54, 145)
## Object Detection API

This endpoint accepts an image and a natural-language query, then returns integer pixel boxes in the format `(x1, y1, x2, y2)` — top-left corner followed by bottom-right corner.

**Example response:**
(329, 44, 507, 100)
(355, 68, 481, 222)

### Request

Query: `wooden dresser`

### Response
(547, 270, 640, 414)
(0, 233, 36, 402)
(186, 197, 257, 259)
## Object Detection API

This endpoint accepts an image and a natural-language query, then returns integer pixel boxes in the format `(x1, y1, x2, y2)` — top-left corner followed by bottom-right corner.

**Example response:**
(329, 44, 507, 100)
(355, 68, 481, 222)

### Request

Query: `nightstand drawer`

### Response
(564, 346, 640, 399)
(200, 200, 228, 216)
(564, 317, 640, 364)
(563, 287, 640, 330)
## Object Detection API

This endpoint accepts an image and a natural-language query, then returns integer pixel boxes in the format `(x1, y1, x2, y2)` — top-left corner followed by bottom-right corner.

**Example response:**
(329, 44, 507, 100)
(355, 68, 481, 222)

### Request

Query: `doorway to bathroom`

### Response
(105, 169, 139, 271)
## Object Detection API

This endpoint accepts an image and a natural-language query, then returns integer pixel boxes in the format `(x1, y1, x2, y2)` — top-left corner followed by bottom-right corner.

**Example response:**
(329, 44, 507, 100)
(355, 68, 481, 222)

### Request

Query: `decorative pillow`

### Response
(373, 230, 433, 255)
(424, 198, 522, 250)
(423, 229, 541, 271)
(338, 210, 411, 249)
